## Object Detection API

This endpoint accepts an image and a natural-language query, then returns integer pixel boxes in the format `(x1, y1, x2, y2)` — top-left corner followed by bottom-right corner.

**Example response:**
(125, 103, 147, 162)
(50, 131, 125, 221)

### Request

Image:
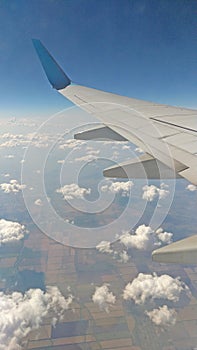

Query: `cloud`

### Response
(96, 241, 113, 254)
(59, 139, 85, 151)
(56, 183, 91, 200)
(96, 241, 129, 263)
(4, 155, 14, 159)
(2, 173, 10, 178)
(92, 284, 116, 313)
(117, 250, 130, 263)
(0, 286, 73, 350)
(186, 184, 197, 192)
(142, 183, 169, 202)
(135, 147, 144, 153)
(145, 305, 177, 327)
(73, 154, 98, 163)
(34, 199, 43, 206)
(120, 225, 154, 250)
(0, 219, 27, 244)
(57, 159, 65, 164)
(0, 180, 26, 193)
(0, 132, 56, 149)
(123, 273, 190, 304)
(119, 224, 173, 251)
(101, 180, 133, 197)
(155, 227, 173, 244)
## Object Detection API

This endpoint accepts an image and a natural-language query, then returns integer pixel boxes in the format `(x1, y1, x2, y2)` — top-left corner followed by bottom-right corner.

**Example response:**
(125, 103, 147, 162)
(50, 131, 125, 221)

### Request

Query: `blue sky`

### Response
(0, 0, 196, 118)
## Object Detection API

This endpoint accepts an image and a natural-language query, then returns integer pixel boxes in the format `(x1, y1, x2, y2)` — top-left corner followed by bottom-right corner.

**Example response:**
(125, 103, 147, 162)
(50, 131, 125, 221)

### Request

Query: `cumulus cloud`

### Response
(57, 159, 65, 164)
(101, 180, 133, 197)
(155, 227, 173, 244)
(135, 147, 144, 153)
(34, 199, 43, 206)
(0, 286, 73, 350)
(120, 225, 154, 250)
(123, 273, 190, 304)
(119, 224, 173, 251)
(0, 219, 27, 244)
(4, 155, 14, 159)
(59, 139, 85, 151)
(73, 154, 98, 163)
(0, 132, 56, 149)
(96, 241, 113, 254)
(92, 284, 116, 313)
(56, 183, 91, 200)
(142, 183, 169, 202)
(117, 250, 130, 263)
(186, 184, 197, 192)
(96, 241, 129, 263)
(0, 179, 26, 193)
(145, 305, 177, 327)
(2, 173, 10, 178)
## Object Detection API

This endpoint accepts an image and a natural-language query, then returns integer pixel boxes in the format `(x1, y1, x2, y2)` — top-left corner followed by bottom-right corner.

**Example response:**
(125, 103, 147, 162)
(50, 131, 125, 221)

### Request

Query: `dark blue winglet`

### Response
(32, 39, 71, 90)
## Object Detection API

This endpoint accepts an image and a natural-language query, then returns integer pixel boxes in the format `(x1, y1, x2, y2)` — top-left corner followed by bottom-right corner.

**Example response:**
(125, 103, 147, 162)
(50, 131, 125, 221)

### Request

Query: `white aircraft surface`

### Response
(33, 39, 197, 264)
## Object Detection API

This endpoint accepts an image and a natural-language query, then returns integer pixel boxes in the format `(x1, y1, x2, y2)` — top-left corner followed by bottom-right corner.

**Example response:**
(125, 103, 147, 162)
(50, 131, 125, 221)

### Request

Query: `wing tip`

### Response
(32, 38, 71, 90)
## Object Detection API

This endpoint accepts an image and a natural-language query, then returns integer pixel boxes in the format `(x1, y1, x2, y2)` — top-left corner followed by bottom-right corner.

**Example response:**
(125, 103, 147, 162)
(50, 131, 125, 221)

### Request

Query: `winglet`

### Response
(32, 39, 71, 90)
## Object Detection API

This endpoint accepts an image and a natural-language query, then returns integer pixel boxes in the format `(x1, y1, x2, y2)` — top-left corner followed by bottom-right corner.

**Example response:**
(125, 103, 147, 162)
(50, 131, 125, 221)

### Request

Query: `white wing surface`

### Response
(33, 39, 197, 264)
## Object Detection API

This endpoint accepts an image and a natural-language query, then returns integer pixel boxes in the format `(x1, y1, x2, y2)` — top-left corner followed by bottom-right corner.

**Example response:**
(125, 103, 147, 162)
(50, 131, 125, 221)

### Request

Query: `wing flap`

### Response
(74, 126, 127, 141)
(103, 154, 181, 179)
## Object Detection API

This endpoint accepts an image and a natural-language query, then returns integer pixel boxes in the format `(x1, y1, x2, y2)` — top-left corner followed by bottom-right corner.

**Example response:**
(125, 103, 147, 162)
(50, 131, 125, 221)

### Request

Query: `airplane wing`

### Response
(33, 39, 197, 264)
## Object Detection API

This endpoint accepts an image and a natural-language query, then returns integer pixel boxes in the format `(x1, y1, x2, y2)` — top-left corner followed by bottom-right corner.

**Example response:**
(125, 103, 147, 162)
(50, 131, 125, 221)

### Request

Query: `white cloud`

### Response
(142, 183, 169, 202)
(0, 132, 57, 149)
(0, 180, 26, 193)
(135, 147, 144, 153)
(0, 219, 27, 244)
(34, 199, 43, 206)
(119, 225, 172, 251)
(120, 225, 154, 250)
(96, 241, 129, 264)
(155, 227, 173, 245)
(0, 286, 73, 350)
(186, 184, 197, 192)
(4, 155, 14, 159)
(121, 144, 131, 150)
(96, 241, 113, 254)
(146, 305, 177, 327)
(56, 183, 91, 200)
(123, 273, 190, 304)
(101, 180, 133, 197)
(59, 139, 85, 150)
(117, 250, 130, 263)
(92, 284, 116, 313)
(57, 159, 65, 164)
(73, 154, 98, 163)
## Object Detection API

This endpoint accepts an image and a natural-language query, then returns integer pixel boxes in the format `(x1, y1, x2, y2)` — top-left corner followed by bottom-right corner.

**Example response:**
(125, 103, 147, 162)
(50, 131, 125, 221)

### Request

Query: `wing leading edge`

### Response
(33, 40, 197, 264)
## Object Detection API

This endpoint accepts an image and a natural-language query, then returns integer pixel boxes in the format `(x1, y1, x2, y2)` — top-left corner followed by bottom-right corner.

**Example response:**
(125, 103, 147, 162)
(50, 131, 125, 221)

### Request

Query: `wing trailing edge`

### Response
(152, 235, 197, 264)
(74, 126, 127, 141)
(103, 154, 181, 179)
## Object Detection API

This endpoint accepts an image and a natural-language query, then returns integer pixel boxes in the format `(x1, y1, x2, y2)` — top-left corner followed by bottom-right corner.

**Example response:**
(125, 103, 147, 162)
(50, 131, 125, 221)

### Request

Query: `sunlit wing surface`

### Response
(33, 39, 197, 264)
